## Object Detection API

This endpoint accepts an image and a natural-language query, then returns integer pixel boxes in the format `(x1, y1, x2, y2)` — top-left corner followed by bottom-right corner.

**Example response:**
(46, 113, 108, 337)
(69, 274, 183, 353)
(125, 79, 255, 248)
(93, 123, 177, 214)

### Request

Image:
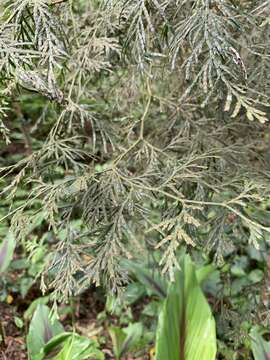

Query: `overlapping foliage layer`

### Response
(0, 0, 269, 302)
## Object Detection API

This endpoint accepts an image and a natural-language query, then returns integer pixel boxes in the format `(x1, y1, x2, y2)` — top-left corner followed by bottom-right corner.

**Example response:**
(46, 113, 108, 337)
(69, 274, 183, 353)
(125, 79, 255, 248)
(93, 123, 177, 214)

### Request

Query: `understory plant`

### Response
(27, 304, 104, 360)
(0, 0, 269, 337)
(155, 255, 217, 360)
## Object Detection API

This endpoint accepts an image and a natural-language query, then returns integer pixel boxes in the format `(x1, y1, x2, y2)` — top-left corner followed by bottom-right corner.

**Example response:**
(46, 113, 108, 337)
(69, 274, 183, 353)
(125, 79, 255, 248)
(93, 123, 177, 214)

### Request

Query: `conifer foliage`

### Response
(0, 0, 269, 300)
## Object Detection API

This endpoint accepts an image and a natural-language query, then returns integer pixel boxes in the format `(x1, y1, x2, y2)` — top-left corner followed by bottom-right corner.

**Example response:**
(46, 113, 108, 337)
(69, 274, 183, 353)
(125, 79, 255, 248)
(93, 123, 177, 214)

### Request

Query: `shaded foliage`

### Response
(0, 0, 269, 309)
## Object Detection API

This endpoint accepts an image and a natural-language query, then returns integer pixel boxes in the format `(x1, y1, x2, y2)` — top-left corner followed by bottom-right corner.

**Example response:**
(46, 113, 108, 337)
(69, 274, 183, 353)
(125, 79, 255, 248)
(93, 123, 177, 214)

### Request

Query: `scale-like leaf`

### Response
(155, 255, 216, 360)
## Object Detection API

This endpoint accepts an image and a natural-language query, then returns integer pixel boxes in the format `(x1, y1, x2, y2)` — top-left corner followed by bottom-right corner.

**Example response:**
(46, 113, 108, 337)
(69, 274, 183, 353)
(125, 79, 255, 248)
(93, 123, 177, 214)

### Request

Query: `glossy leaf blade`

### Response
(27, 304, 64, 359)
(155, 255, 216, 360)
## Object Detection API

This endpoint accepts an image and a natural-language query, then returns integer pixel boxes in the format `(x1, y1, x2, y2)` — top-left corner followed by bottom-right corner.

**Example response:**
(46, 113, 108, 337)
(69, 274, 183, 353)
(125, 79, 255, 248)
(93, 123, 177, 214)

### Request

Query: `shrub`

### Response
(0, 0, 269, 300)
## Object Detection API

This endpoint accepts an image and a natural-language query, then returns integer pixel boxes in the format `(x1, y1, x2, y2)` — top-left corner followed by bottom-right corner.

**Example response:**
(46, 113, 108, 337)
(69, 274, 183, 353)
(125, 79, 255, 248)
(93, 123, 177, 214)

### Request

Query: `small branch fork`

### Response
(113, 77, 152, 166)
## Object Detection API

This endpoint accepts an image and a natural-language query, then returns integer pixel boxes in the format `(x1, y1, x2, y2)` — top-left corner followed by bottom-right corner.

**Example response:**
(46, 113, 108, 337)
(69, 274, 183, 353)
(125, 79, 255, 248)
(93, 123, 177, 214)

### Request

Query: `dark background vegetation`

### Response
(0, 0, 270, 359)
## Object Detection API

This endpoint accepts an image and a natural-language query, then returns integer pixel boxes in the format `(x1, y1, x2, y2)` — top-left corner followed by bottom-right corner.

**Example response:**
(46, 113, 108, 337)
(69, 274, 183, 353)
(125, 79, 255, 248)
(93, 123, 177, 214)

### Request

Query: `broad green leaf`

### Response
(123, 282, 146, 305)
(32, 332, 104, 360)
(52, 333, 104, 360)
(196, 264, 215, 284)
(24, 295, 51, 320)
(250, 327, 270, 360)
(14, 316, 24, 329)
(122, 322, 143, 355)
(42, 332, 72, 356)
(20, 277, 35, 298)
(109, 326, 127, 360)
(122, 259, 214, 300)
(27, 304, 64, 359)
(248, 269, 264, 284)
(109, 322, 143, 360)
(121, 259, 167, 298)
(155, 255, 217, 360)
(0, 231, 15, 273)
(142, 301, 161, 317)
